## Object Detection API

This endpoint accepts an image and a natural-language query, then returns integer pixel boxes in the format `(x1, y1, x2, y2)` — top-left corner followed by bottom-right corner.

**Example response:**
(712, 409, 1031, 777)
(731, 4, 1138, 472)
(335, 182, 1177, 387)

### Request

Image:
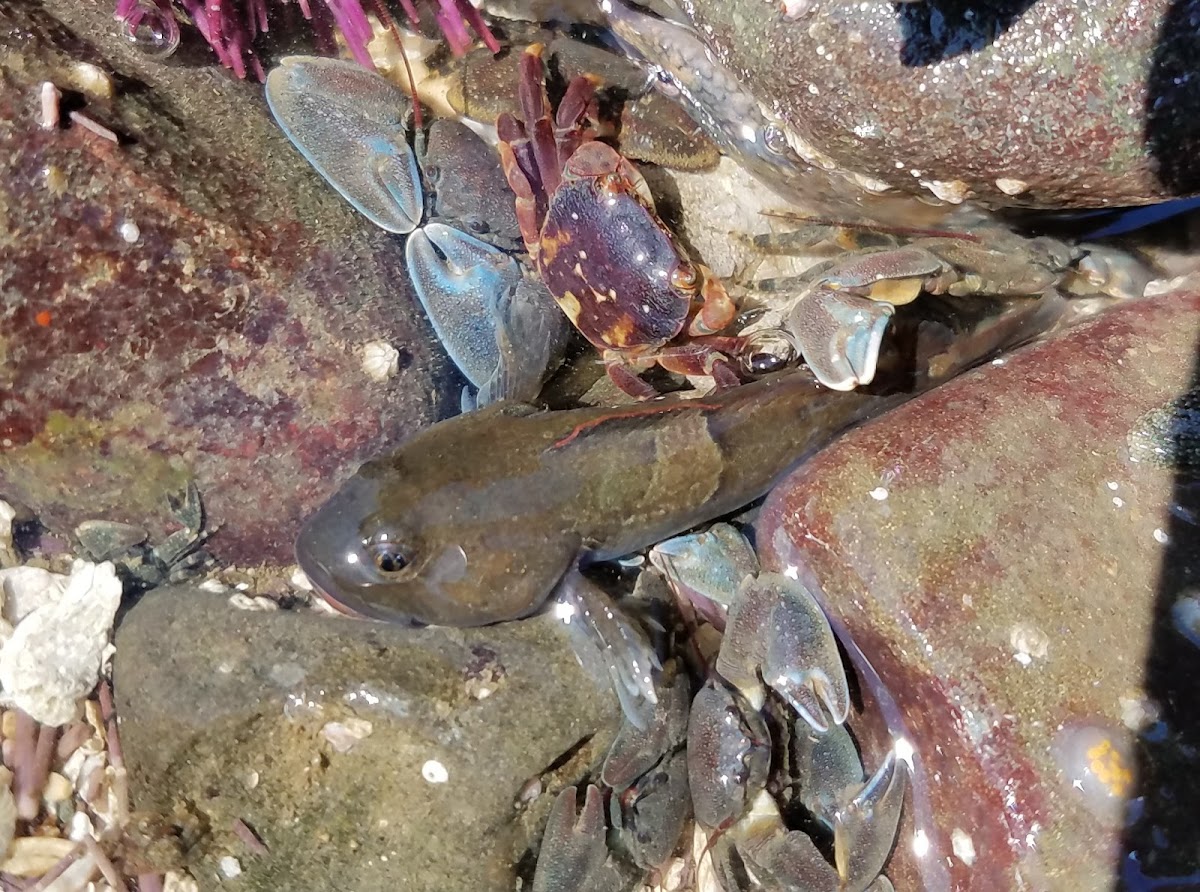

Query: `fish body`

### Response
(297, 371, 884, 626)
(296, 294, 1062, 628)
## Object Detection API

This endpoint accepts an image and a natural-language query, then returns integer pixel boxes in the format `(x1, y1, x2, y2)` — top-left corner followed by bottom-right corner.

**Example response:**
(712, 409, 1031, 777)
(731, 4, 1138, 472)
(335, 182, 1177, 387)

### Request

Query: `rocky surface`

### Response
(684, 0, 1200, 208)
(113, 586, 624, 891)
(757, 287, 1200, 890)
(0, 0, 461, 567)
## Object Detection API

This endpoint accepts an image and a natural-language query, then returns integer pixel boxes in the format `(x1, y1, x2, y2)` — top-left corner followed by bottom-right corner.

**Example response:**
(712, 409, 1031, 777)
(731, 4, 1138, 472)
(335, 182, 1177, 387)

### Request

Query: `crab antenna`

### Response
(367, 0, 424, 130)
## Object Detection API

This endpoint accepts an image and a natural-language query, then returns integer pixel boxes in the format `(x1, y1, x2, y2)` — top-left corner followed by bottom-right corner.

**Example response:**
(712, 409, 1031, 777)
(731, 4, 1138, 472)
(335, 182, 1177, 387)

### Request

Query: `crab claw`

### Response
(408, 222, 561, 408)
(648, 523, 759, 612)
(787, 288, 893, 391)
(730, 750, 906, 892)
(687, 678, 770, 830)
(533, 785, 628, 892)
(833, 751, 908, 890)
(718, 572, 850, 733)
(608, 745, 691, 871)
(473, 278, 570, 409)
(266, 56, 423, 234)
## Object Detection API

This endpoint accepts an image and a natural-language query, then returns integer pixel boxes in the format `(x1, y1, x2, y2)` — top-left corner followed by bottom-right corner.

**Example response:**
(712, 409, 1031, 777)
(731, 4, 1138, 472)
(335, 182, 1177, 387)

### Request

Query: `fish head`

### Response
(295, 449, 581, 628)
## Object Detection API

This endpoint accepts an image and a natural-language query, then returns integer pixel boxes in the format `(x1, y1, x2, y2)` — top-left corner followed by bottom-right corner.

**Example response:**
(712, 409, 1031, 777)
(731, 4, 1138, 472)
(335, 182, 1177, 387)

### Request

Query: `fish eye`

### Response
(365, 536, 413, 575)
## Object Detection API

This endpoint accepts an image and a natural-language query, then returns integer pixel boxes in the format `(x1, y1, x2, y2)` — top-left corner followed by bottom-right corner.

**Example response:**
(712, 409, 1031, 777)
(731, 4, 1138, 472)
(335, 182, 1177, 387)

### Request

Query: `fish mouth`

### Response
(293, 475, 388, 618)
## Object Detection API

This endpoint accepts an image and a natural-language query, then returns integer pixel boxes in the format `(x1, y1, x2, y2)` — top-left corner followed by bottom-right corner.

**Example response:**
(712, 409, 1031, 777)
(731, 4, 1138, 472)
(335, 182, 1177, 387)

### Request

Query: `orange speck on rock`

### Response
(35, 310, 52, 327)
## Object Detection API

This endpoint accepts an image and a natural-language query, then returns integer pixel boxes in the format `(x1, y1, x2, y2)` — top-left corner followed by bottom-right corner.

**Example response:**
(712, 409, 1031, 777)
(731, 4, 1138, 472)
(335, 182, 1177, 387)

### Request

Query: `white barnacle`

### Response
(554, 599, 577, 623)
(422, 759, 449, 784)
(361, 340, 400, 381)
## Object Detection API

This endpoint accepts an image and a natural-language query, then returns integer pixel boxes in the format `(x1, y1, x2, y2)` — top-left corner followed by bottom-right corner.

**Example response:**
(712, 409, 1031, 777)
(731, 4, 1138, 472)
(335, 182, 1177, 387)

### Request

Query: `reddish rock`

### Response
(685, 0, 1200, 207)
(758, 289, 1200, 890)
(0, 1, 460, 565)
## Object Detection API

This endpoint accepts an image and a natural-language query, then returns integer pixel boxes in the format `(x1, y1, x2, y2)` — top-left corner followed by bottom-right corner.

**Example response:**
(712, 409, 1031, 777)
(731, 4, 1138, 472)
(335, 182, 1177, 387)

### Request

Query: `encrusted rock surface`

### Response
(0, 0, 460, 567)
(113, 587, 623, 891)
(684, 0, 1200, 207)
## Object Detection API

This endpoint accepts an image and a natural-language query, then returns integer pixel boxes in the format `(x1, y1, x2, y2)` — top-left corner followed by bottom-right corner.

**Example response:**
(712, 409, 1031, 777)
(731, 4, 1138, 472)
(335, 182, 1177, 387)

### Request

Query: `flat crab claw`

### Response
(718, 572, 851, 733)
(407, 224, 567, 408)
(472, 277, 570, 409)
(265, 56, 423, 234)
(532, 785, 629, 892)
(648, 522, 759, 614)
(787, 289, 894, 391)
(727, 750, 907, 892)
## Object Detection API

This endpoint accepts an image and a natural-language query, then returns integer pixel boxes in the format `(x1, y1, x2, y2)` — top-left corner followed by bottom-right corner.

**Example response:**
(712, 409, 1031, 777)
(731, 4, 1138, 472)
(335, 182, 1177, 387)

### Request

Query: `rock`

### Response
(683, 0, 1200, 207)
(112, 587, 623, 891)
(0, 560, 121, 725)
(757, 287, 1200, 890)
(0, 0, 462, 566)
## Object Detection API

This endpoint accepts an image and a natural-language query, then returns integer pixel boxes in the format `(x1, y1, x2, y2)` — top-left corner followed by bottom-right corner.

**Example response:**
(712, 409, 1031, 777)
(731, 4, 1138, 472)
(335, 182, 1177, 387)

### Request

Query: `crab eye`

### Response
(652, 67, 681, 98)
(762, 124, 789, 156)
(670, 264, 698, 294)
(366, 537, 412, 575)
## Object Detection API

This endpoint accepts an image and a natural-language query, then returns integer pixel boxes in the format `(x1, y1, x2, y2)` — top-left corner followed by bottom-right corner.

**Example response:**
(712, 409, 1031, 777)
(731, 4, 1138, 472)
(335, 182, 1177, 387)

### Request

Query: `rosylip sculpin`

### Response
(296, 295, 1063, 724)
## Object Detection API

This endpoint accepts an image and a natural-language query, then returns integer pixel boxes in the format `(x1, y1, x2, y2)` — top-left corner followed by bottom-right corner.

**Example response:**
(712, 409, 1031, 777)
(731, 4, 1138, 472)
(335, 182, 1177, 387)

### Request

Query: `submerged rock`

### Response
(113, 587, 623, 891)
(757, 288, 1200, 890)
(682, 0, 1200, 207)
(0, 0, 460, 566)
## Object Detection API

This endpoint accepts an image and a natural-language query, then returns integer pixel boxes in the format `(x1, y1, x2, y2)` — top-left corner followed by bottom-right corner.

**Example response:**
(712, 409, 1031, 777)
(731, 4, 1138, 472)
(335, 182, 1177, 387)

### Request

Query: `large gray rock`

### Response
(113, 587, 623, 891)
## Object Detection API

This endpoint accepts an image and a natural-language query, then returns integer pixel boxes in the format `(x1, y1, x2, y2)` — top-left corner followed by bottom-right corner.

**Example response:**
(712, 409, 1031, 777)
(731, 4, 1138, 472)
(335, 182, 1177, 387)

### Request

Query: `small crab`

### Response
(266, 56, 569, 410)
(527, 524, 906, 892)
(651, 524, 907, 892)
(496, 45, 748, 400)
(73, 482, 213, 592)
(604, 0, 1155, 392)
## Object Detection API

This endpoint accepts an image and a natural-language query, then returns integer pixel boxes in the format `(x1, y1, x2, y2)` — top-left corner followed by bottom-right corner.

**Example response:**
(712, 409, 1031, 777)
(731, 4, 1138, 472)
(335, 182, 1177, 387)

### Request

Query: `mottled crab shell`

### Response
(537, 143, 698, 352)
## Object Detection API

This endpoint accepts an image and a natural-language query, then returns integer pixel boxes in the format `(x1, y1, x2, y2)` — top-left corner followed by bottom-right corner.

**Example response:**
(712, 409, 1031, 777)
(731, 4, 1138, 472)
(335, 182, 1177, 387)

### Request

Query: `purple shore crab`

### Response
(265, 54, 569, 410)
(599, 0, 1154, 390)
(496, 44, 750, 400)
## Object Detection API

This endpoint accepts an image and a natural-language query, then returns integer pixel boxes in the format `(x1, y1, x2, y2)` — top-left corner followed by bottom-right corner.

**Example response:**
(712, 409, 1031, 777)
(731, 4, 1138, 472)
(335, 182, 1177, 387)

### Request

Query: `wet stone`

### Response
(757, 288, 1200, 890)
(0, 0, 462, 566)
(113, 587, 623, 891)
(684, 0, 1200, 207)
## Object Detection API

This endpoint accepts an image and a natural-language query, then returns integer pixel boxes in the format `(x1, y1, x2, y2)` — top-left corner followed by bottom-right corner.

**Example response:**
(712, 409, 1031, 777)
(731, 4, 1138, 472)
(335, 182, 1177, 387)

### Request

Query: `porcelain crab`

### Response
(496, 44, 752, 400)
(526, 523, 907, 891)
(265, 55, 569, 410)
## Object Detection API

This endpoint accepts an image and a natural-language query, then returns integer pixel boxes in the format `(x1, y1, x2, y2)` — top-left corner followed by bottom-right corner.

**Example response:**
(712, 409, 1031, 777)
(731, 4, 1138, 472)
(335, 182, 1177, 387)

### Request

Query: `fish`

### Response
(296, 293, 1063, 720)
